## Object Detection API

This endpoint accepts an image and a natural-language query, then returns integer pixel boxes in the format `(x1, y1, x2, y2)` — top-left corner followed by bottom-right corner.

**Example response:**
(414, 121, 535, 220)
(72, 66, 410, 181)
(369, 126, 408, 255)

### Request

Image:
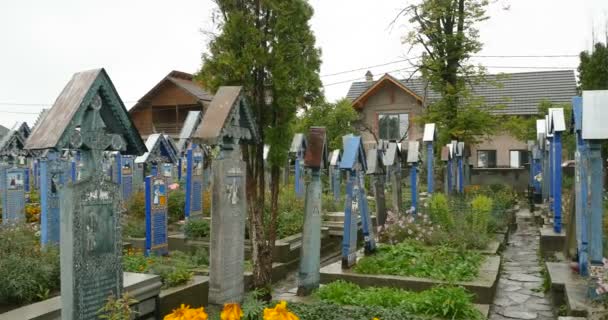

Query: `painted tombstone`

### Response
(383, 142, 402, 213)
(24, 69, 147, 320)
(135, 134, 179, 182)
(163, 135, 180, 183)
(366, 148, 387, 225)
(185, 144, 205, 220)
(456, 141, 465, 193)
(39, 151, 66, 245)
(441, 145, 451, 194)
(549, 108, 566, 233)
(407, 141, 420, 213)
(423, 123, 436, 194)
(297, 127, 328, 296)
(290, 133, 307, 198)
(192, 86, 259, 304)
(121, 155, 135, 200)
(340, 135, 375, 268)
(177, 111, 203, 182)
(581, 91, 608, 279)
(145, 174, 168, 256)
(329, 149, 341, 203)
(0, 126, 29, 224)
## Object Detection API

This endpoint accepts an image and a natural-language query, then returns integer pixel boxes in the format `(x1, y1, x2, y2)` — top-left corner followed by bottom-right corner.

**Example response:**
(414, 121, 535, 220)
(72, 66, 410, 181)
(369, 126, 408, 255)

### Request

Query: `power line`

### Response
(321, 54, 579, 78)
(0, 110, 40, 115)
(321, 57, 420, 77)
(323, 67, 420, 87)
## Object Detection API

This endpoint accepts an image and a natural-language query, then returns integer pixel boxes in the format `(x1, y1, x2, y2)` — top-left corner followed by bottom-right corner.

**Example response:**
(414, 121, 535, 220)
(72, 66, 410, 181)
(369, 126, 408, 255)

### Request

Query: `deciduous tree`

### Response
(196, 0, 322, 298)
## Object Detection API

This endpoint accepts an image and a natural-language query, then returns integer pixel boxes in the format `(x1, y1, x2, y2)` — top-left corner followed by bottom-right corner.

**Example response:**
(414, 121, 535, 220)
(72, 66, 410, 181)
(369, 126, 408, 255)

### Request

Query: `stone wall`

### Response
(470, 167, 529, 192)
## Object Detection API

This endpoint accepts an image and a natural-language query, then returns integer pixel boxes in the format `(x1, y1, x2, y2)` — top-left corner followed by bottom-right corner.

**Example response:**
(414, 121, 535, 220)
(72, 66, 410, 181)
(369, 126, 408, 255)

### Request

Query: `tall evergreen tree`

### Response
(197, 0, 322, 298)
(578, 42, 608, 91)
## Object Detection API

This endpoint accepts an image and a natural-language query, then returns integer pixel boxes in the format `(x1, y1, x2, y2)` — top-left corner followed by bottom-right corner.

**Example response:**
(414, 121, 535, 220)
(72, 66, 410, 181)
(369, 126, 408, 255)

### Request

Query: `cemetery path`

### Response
(490, 208, 555, 320)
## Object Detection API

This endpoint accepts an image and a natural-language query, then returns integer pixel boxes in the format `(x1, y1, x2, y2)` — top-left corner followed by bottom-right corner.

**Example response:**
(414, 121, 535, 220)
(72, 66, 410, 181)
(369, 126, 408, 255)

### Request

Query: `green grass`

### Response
(315, 281, 484, 320)
(353, 241, 484, 282)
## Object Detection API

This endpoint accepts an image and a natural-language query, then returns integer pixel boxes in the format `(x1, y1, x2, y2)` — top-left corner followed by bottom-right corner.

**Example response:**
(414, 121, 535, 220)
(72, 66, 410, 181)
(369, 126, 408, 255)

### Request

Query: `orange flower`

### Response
(263, 301, 299, 320)
(164, 304, 190, 320)
(221, 303, 243, 320)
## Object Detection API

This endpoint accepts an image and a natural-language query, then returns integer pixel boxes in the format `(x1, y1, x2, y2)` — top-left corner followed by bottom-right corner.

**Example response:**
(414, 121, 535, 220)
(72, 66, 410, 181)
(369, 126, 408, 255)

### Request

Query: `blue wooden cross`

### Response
(330, 149, 341, 203)
(423, 124, 436, 194)
(549, 108, 566, 233)
(290, 133, 307, 198)
(571, 96, 589, 276)
(581, 91, 608, 279)
(407, 141, 420, 213)
(340, 135, 375, 268)
(184, 145, 205, 219)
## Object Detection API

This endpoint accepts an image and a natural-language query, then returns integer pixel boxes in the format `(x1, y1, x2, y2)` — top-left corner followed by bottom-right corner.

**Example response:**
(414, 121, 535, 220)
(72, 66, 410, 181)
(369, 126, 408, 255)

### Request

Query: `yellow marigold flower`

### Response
(263, 301, 299, 320)
(373, 318, 380, 320)
(164, 304, 190, 320)
(221, 303, 243, 320)
(185, 307, 208, 320)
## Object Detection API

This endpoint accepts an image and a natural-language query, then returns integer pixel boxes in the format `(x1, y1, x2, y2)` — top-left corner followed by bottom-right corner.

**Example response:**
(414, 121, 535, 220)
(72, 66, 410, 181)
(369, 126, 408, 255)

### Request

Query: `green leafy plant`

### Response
(0, 225, 60, 305)
(168, 189, 186, 223)
(122, 249, 202, 288)
(353, 241, 484, 282)
(122, 216, 145, 238)
(126, 191, 145, 218)
(428, 193, 453, 230)
(469, 195, 492, 234)
(98, 293, 138, 320)
(316, 281, 484, 320)
(184, 219, 210, 239)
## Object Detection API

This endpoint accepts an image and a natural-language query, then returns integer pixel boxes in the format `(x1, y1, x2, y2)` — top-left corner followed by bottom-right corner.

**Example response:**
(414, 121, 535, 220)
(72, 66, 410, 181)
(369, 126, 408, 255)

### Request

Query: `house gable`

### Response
(352, 74, 423, 110)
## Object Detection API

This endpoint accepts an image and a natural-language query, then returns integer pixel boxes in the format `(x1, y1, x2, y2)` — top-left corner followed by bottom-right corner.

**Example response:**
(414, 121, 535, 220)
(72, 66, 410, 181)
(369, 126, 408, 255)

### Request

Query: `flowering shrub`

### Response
(164, 304, 208, 320)
(25, 203, 41, 223)
(377, 211, 436, 245)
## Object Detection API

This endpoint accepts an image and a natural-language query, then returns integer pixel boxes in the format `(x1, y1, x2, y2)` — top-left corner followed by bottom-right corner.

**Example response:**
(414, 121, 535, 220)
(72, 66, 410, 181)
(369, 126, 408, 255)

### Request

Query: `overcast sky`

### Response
(0, 0, 607, 128)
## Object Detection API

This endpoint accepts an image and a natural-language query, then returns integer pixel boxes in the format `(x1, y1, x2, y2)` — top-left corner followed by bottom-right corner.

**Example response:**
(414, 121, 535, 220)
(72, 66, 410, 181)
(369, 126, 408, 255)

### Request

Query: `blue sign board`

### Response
(145, 175, 169, 256)
(40, 152, 64, 245)
(1, 166, 26, 224)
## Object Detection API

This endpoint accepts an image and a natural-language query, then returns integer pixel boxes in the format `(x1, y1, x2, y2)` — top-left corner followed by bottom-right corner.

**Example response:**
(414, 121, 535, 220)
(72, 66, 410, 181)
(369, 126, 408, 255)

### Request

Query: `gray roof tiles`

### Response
(346, 70, 577, 115)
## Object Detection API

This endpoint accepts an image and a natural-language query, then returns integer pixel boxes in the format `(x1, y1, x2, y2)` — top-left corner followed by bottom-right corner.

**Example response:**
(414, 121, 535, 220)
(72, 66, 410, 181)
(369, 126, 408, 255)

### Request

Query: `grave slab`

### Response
(319, 253, 500, 304)
(540, 227, 566, 258)
(0, 273, 161, 320)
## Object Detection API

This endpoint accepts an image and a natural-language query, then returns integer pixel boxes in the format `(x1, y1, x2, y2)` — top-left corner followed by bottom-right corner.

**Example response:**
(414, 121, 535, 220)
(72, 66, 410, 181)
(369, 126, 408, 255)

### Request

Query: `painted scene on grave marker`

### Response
(147, 176, 169, 256)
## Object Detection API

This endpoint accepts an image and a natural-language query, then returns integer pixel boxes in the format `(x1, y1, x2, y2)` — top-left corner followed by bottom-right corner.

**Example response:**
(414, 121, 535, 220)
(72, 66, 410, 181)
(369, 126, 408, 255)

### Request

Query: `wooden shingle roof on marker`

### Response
(192, 86, 259, 146)
(25, 68, 147, 155)
(304, 127, 327, 169)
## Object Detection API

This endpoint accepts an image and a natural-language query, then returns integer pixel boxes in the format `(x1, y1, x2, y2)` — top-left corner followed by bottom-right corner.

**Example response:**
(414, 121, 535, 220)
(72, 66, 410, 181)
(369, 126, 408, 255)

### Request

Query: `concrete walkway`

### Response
(490, 208, 555, 320)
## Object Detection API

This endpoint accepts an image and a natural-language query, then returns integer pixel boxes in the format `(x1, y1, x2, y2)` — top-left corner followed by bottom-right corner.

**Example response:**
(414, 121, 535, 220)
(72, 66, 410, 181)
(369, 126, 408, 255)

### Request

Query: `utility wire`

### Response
(321, 54, 579, 77)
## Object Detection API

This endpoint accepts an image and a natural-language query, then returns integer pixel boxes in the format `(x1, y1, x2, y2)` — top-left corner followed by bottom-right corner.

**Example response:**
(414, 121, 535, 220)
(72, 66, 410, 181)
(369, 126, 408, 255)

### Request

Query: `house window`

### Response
(477, 150, 497, 168)
(509, 150, 529, 168)
(378, 113, 409, 141)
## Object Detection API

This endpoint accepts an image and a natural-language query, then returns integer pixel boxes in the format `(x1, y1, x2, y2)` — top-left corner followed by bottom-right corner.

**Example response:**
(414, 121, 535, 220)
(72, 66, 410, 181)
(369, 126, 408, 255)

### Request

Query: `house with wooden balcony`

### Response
(129, 71, 213, 139)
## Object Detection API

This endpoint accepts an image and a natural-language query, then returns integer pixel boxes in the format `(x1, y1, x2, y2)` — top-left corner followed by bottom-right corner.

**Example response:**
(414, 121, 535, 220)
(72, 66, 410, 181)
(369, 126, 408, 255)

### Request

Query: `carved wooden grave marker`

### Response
(135, 133, 178, 181)
(366, 147, 387, 225)
(39, 151, 66, 245)
(329, 149, 341, 203)
(185, 144, 205, 220)
(383, 142, 402, 213)
(423, 123, 436, 194)
(0, 126, 29, 224)
(192, 86, 259, 304)
(549, 108, 566, 233)
(407, 141, 420, 213)
(297, 126, 327, 296)
(340, 135, 375, 268)
(290, 133, 307, 198)
(580, 91, 608, 281)
(25, 69, 146, 320)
